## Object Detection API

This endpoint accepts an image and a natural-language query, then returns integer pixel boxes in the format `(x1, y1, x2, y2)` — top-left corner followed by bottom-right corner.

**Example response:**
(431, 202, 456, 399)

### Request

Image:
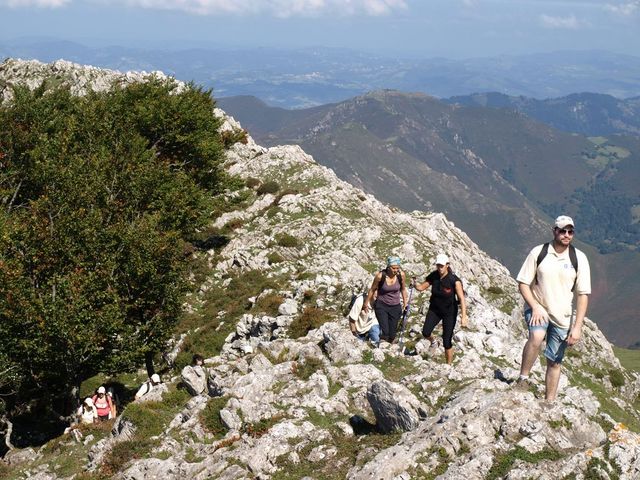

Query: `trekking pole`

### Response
(398, 278, 415, 352)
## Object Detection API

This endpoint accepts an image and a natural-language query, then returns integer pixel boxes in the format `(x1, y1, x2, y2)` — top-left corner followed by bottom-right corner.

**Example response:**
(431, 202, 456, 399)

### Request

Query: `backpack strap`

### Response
(378, 269, 404, 291)
(568, 244, 578, 292)
(534, 242, 578, 291)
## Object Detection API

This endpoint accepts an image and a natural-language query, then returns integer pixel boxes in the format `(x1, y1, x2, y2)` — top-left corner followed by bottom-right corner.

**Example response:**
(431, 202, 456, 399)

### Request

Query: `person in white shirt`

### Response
(515, 215, 591, 402)
(348, 293, 381, 346)
(135, 373, 162, 400)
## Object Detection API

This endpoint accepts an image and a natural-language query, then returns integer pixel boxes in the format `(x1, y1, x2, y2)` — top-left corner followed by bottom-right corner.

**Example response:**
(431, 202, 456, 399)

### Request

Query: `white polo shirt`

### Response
(516, 243, 591, 329)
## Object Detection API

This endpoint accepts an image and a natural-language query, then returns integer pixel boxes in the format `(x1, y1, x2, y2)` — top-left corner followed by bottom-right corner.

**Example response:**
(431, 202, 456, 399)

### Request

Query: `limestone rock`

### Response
(367, 380, 428, 433)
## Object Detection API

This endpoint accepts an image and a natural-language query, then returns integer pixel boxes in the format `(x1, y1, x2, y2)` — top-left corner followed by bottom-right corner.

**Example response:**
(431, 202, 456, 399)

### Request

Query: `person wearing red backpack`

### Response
(92, 385, 114, 421)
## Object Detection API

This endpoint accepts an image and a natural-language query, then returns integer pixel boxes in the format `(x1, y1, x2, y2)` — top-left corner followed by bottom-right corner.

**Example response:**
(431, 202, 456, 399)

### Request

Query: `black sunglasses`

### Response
(556, 228, 575, 236)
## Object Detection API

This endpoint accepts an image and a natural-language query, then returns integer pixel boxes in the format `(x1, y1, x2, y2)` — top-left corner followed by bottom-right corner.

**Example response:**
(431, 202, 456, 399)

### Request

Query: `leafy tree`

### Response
(0, 78, 226, 422)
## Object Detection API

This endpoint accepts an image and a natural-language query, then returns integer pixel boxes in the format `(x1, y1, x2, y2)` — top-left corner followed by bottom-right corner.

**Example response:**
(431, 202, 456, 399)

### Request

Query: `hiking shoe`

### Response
(429, 339, 439, 350)
(513, 377, 534, 392)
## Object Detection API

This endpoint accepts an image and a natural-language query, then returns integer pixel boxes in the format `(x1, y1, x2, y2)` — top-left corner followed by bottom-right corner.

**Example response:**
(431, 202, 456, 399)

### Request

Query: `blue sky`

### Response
(1, 0, 639, 58)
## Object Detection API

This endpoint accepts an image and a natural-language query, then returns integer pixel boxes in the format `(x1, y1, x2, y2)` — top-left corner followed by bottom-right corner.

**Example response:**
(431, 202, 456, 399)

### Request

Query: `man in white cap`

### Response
(515, 215, 591, 402)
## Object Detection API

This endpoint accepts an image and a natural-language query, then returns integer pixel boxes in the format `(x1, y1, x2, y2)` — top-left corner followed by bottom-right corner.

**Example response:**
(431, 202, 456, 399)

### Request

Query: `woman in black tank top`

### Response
(414, 253, 468, 364)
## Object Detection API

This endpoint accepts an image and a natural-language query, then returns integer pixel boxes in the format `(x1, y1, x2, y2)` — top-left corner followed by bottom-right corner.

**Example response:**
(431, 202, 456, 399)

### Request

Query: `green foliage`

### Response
(486, 446, 563, 480)
(255, 293, 284, 316)
(288, 307, 333, 339)
(293, 356, 324, 381)
(0, 79, 225, 417)
(613, 346, 640, 372)
(256, 180, 280, 195)
(267, 252, 285, 264)
(176, 270, 284, 363)
(200, 397, 230, 438)
(609, 368, 626, 388)
(275, 233, 300, 248)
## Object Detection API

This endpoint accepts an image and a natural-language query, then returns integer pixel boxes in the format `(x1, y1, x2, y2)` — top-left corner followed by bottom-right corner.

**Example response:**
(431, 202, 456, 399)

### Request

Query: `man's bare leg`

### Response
(519, 330, 545, 377)
(545, 360, 562, 401)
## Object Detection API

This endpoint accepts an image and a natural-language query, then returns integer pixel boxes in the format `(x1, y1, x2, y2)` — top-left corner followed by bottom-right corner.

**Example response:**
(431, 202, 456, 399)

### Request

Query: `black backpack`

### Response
(347, 292, 367, 314)
(534, 243, 578, 292)
(378, 269, 404, 292)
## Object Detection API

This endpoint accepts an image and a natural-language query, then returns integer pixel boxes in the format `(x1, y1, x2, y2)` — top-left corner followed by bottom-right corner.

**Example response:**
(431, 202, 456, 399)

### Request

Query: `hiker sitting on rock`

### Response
(92, 386, 114, 421)
(135, 373, 162, 400)
(348, 291, 380, 346)
(362, 256, 408, 345)
(414, 254, 467, 364)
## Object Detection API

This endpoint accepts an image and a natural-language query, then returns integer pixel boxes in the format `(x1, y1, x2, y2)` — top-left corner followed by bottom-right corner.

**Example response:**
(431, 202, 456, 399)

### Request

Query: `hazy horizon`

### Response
(1, 0, 639, 60)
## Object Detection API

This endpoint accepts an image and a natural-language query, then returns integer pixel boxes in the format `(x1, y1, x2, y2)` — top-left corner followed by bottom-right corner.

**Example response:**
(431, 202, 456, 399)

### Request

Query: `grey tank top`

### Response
(378, 275, 401, 306)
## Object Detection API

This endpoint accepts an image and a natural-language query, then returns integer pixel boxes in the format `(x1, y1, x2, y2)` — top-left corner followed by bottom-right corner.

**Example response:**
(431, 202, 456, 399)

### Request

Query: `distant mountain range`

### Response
(445, 92, 640, 137)
(217, 92, 640, 347)
(2, 39, 640, 108)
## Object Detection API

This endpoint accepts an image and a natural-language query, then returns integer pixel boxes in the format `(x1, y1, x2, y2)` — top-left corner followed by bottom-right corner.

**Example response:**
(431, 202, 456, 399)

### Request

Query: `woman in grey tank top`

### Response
(362, 256, 408, 344)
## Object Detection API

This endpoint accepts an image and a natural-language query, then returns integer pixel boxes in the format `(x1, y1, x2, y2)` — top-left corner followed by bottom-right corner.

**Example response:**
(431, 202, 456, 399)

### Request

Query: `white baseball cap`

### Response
(97, 386, 106, 394)
(84, 397, 94, 406)
(151, 373, 161, 383)
(435, 254, 449, 265)
(555, 215, 574, 229)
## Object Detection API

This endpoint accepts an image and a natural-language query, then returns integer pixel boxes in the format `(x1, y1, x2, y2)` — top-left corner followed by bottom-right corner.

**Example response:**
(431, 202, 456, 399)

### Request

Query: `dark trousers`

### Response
(375, 302, 402, 342)
(422, 309, 457, 349)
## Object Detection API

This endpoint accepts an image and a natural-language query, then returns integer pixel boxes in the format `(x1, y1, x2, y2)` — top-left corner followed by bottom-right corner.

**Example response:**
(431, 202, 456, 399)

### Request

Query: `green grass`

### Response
(271, 427, 402, 480)
(288, 306, 335, 339)
(486, 446, 563, 480)
(613, 346, 640, 372)
(362, 352, 419, 383)
(200, 396, 230, 439)
(96, 382, 191, 476)
(175, 270, 286, 368)
(567, 369, 640, 432)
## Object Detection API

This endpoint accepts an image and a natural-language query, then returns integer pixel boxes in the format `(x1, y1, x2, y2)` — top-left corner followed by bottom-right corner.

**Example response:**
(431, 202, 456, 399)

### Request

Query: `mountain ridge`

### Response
(217, 90, 640, 347)
(2, 59, 640, 480)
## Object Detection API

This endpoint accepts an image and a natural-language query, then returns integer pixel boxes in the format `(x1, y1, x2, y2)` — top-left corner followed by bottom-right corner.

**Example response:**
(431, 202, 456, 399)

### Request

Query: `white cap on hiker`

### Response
(435, 254, 449, 266)
(555, 215, 574, 229)
(97, 386, 106, 394)
(151, 373, 161, 383)
(84, 397, 94, 406)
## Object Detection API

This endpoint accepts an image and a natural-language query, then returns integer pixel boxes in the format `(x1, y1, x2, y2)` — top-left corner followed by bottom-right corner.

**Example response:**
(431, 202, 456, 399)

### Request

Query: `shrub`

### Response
(255, 293, 284, 316)
(200, 397, 230, 438)
(256, 180, 280, 195)
(487, 286, 505, 295)
(288, 307, 332, 339)
(293, 356, 324, 381)
(246, 177, 261, 189)
(609, 368, 626, 388)
(275, 233, 300, 248)
(267, 252, 285, 264)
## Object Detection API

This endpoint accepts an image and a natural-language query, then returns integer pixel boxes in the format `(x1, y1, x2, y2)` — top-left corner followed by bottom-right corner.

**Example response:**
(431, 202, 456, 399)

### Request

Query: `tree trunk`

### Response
(145, 351, 155, 378)
(1, 415, 14, 451)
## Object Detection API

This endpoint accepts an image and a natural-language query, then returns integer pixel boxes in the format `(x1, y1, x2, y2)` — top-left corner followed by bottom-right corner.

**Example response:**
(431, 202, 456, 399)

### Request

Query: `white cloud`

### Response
(114, 0, 408, 16)
(605, 1, 639, 16)
(3, 0, 69, 7)
(539, 13, 585, 29)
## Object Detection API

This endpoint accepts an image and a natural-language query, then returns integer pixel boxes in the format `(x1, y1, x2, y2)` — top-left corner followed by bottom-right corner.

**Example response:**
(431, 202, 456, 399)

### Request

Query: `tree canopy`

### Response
(0, 78, 226, 417)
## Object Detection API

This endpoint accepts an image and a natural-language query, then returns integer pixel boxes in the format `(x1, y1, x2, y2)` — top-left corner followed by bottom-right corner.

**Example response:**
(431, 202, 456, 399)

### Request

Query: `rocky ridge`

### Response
(2, 59, 640, 480)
